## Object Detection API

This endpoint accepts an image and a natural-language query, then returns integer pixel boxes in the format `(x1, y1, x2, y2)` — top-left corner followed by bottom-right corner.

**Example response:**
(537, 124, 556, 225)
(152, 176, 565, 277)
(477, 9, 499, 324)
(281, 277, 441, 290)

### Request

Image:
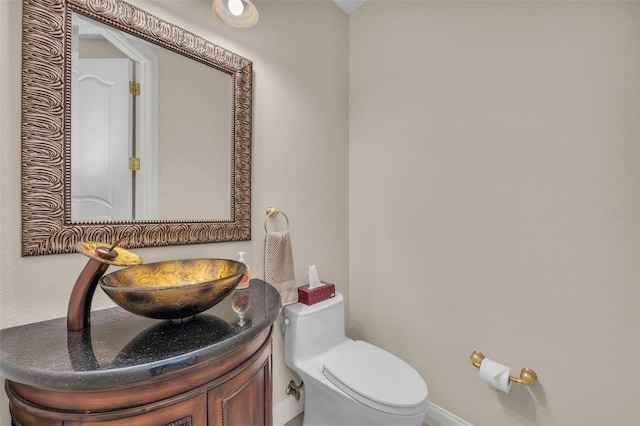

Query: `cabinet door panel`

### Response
(208, 354, 271, 426)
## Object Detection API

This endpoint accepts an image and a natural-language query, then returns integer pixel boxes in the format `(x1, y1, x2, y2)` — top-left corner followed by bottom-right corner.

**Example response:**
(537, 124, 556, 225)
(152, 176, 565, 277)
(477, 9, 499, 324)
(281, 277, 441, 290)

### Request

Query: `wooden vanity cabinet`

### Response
(6, 328, 273, 426)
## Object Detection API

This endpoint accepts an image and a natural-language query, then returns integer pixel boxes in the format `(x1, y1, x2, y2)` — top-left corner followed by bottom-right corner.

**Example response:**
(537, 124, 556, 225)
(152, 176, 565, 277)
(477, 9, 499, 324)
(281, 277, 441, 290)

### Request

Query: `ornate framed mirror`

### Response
(22, 0, 252, 256)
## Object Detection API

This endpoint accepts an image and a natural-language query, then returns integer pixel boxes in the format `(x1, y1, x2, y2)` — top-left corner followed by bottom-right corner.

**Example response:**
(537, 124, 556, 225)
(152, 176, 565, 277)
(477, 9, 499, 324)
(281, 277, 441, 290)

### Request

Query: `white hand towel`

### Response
(264, 229, 298, 306)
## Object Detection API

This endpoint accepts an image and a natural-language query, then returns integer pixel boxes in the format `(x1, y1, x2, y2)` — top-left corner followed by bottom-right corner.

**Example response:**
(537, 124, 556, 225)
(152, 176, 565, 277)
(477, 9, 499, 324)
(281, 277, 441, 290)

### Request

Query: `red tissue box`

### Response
(297, 282, 336, 305)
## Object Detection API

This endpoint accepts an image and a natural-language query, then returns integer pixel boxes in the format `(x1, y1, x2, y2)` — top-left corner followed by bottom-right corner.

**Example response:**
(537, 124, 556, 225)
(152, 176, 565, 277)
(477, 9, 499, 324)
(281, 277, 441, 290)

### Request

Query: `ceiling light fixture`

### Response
(213, 0, 259, 29)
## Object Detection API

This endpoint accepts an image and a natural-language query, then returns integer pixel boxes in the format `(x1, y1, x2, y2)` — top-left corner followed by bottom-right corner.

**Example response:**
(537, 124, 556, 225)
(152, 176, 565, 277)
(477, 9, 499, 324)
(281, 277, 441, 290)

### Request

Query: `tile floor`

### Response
(284, 412, 303, 426)
(283, 412, 428, 426)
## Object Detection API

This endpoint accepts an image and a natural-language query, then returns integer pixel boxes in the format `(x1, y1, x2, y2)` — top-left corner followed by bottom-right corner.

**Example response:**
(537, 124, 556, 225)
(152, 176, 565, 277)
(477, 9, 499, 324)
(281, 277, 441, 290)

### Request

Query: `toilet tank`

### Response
(284, 293, 348, 365)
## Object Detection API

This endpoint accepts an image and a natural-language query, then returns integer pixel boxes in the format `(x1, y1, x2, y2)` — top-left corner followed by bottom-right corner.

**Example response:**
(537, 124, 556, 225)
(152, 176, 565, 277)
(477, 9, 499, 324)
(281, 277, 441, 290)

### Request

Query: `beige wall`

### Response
(0, 1, 348, 424)
(349, 1, 639, 425)
(3, 0, 639, 425)
(155, 45, 232, 220)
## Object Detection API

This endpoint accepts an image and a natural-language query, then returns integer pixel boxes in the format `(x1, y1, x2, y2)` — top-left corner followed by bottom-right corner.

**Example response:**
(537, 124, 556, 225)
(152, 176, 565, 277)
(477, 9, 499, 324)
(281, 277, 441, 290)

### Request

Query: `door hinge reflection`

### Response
(129, 81, 140, 96)
(129, 157, 140, 171)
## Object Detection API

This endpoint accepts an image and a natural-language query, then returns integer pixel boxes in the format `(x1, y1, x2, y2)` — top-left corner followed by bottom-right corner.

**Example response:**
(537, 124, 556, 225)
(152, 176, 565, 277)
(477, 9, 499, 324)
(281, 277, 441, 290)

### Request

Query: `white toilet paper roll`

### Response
(479, 358, 512, 393)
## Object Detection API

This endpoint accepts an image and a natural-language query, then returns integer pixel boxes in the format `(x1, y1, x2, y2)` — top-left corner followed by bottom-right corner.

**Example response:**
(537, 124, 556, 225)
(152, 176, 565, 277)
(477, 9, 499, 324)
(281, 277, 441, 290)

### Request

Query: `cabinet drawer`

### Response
(65, 394, 207, 426)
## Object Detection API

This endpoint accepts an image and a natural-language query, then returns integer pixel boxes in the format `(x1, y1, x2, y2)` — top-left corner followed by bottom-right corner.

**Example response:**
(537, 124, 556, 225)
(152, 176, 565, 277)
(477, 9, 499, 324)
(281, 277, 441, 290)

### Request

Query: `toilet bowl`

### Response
(284, 293, 429, 426)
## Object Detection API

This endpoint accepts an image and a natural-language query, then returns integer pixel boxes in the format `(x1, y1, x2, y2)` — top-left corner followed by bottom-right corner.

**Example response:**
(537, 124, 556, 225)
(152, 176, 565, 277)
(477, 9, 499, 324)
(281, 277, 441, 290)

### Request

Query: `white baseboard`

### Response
(424, 402, 472, 426)
(272, 397, 470, 426)
(273, 394, 304, 426)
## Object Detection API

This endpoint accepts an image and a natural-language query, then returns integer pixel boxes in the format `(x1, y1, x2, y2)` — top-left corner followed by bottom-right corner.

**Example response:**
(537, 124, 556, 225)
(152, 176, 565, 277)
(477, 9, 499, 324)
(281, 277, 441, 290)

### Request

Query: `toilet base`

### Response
(294, 359, 428, 426)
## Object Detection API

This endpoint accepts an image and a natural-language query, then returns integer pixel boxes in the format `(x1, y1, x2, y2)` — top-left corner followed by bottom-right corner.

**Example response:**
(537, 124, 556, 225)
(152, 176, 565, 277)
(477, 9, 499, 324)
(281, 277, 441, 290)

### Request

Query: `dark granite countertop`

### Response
(0, 279, 280, 389)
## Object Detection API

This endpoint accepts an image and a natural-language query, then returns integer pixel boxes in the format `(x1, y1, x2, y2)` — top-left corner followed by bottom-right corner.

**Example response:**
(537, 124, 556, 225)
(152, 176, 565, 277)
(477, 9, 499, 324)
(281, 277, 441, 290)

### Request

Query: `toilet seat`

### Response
(321, 340, 428, 416)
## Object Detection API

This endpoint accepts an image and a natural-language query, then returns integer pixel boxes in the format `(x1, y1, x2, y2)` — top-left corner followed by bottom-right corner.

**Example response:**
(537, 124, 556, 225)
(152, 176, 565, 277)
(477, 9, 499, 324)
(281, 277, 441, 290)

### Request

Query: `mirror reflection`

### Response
(21, 0, 253, 256)
(71, 13, 232, 222)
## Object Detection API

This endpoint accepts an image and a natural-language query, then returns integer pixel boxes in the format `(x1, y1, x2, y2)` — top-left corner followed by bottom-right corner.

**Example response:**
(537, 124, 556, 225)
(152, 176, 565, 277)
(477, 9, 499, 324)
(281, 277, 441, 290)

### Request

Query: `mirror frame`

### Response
(22, 0, 252, 256)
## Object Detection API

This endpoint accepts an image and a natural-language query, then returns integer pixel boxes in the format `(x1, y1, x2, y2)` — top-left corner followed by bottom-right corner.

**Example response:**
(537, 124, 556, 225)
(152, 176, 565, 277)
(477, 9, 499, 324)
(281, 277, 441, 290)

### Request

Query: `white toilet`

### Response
(284, 293, 429, 426)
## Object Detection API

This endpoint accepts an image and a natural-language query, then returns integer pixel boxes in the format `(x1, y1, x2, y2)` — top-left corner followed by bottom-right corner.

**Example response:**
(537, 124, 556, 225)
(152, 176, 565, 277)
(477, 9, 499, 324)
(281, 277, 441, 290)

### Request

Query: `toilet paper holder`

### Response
(470, 351, 538, 386)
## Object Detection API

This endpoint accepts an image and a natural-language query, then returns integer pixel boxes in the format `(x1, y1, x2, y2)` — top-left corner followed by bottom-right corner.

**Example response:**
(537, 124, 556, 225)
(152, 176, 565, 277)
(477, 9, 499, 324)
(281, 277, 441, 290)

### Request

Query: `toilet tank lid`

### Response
(322, 340, 428, 414)
(284, 292, 343, 318)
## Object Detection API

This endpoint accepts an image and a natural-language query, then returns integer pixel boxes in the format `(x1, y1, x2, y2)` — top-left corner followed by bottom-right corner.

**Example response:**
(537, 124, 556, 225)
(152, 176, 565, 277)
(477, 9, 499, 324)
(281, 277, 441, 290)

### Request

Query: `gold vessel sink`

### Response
(99, 259, 246, 321)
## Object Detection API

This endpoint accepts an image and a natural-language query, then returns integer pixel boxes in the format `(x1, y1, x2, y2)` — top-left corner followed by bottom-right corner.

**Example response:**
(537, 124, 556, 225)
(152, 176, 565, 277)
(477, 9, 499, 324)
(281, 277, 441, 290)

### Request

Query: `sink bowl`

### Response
(99, 259, 246, 321)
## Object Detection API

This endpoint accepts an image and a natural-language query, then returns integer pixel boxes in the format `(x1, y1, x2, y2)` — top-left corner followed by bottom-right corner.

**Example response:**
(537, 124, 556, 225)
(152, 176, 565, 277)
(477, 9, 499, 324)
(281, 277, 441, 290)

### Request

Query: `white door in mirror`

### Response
(72, 58, 133, 222)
